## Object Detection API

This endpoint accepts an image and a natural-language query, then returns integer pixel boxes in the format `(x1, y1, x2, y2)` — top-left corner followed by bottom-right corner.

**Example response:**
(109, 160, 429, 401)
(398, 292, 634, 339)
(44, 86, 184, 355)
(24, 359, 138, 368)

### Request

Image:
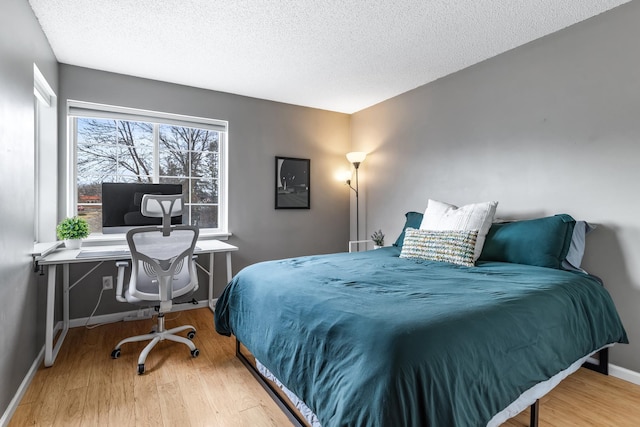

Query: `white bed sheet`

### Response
(256, 360, 321, 427)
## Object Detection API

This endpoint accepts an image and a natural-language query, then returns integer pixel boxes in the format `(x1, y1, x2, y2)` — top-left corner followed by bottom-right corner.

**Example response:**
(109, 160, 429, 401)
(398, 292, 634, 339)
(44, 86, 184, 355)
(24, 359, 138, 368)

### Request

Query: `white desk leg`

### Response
(208, 252, 215, 312)
(226, 251, 233, 284)
(44, 265, 56, 367)
(62, 264, 70, 344)
(44, 263, 70, 367)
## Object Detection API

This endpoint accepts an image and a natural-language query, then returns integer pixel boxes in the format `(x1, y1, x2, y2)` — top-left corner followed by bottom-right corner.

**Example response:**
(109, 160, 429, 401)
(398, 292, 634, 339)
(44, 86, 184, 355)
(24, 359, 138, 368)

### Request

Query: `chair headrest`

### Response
(141, 194, 184, 235)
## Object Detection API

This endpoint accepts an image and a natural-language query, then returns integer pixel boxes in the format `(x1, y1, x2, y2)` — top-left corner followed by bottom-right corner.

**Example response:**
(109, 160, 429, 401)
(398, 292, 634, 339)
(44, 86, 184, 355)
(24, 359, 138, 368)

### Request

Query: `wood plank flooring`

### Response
(9, 307, 640, 426)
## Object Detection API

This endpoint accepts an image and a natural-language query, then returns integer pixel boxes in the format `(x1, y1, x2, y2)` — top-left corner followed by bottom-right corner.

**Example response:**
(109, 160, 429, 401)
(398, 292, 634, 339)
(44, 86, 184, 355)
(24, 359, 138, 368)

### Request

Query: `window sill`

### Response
(83, 231, 231, 246)
(31, 241, 63, 257)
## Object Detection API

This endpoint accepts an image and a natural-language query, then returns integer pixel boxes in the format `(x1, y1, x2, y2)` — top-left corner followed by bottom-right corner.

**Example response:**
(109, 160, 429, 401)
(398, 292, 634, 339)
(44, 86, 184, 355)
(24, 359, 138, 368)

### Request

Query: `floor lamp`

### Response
(346, 152, 367, 250)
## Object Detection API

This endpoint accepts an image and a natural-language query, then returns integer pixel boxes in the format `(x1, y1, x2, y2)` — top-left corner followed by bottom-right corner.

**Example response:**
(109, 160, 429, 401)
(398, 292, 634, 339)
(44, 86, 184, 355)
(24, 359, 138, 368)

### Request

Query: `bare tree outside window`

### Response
(76, 117, 220, 232)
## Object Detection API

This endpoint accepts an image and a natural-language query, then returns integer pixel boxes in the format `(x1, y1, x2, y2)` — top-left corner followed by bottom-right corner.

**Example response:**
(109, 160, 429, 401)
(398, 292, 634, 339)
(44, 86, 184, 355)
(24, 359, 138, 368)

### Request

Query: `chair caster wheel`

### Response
(137, 364, 145, 375)
(187, 330, 196, 340)
(111, 349, 121, 359)
(191, 348, 200, 358)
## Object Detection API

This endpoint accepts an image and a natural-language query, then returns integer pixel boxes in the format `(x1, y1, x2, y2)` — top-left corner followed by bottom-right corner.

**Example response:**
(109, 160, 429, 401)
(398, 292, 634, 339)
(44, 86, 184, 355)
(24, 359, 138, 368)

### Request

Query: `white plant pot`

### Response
(64, 239, 82, 250)
(373, 245, 382, 250)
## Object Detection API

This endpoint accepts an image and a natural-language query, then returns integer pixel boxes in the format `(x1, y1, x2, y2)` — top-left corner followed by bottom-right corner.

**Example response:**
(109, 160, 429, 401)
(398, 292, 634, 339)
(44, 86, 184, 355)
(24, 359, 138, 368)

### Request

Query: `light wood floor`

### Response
(9, 307, 640, 426)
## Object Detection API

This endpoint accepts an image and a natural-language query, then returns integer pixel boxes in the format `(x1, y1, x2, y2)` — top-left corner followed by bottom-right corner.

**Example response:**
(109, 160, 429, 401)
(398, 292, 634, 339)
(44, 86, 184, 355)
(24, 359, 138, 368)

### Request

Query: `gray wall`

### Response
(0, 0, 58, 419)
(57, 65, 351, 318)
(351, 1, 640, 372)
(5, 0, 637, 420)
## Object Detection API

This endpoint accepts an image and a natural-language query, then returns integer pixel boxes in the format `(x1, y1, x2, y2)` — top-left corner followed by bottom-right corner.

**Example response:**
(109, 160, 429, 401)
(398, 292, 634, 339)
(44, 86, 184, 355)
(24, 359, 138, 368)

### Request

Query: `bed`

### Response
(214, 206, 628, 426)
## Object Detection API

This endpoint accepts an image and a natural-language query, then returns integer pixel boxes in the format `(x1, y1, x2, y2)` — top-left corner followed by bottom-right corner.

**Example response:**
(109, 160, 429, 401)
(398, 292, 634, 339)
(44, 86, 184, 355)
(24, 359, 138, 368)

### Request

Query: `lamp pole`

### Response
(346, 152, 367, 251)
(354, 162, 360, 244)
(347, 161, 361, 249)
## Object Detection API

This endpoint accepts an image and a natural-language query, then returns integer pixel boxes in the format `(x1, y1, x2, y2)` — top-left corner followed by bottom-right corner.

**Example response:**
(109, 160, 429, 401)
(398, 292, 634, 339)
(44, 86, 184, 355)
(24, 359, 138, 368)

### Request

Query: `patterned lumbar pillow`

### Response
(400, 228, 478, 267)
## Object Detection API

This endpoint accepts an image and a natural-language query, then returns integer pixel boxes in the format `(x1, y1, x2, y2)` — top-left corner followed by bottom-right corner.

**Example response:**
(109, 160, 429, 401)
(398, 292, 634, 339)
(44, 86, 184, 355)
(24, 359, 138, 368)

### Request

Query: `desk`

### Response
(37, 239, 238, 367)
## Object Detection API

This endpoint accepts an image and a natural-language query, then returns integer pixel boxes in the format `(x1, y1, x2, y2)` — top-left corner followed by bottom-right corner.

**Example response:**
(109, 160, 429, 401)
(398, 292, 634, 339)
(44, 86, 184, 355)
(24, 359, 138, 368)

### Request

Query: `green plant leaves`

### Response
(56, 216, 90, 240)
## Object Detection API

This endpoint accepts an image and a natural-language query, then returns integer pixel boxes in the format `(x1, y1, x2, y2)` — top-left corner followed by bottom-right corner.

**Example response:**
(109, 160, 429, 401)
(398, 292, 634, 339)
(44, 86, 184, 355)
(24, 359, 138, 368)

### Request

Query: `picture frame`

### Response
(275, 156, 310, 209)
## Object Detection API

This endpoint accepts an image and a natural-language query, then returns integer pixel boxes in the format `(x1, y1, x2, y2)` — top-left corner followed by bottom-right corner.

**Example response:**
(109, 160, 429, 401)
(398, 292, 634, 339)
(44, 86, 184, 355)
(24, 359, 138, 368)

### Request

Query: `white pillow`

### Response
(419, 199, 498, 261)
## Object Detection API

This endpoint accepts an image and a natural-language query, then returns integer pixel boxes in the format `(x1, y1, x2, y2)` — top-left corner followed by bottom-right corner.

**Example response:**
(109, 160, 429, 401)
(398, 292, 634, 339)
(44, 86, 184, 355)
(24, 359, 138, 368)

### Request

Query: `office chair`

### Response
(111, 194, 200, 375)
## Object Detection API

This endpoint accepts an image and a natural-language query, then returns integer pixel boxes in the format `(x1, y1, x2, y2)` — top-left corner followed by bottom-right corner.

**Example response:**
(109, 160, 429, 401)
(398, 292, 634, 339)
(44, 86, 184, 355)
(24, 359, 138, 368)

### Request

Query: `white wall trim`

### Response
(0, 347, 45, 427)
(609, 363, 640, 386)
(582, 356, 640, 386)
(69, 298, 215, 328)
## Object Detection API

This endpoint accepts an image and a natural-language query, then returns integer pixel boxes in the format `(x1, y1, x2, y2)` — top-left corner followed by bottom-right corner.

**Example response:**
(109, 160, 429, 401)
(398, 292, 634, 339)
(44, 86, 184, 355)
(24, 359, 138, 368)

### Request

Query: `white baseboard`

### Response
(0, 347, 44, 427)
(69, 298, 216, 328)
(585, 355, 640, 386)
(609, 363, 640, 386)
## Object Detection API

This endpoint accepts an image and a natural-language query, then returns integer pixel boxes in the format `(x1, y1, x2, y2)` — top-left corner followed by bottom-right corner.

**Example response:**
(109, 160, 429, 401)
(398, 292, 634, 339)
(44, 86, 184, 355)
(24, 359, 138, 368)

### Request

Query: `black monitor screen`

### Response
(101, 182, 183, 233)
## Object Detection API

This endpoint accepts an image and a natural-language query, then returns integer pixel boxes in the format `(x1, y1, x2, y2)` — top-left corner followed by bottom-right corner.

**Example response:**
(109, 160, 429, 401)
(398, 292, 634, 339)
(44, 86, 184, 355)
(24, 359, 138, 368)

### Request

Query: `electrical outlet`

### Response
(102, 276, 113, 290)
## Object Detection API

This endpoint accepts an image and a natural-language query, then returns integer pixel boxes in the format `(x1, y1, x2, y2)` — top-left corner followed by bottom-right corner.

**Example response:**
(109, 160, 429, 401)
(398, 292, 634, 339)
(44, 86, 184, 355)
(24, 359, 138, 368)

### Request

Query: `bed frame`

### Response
(236, 339, 610, 427)
(236, 340, 308, 427)
(583, 347, 609, 375)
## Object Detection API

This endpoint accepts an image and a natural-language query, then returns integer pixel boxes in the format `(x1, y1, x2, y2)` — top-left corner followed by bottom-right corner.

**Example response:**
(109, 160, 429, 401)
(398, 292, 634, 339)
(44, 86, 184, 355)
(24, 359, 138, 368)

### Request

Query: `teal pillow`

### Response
(479, 214, 576, 269)
(393, 211, 424, 248)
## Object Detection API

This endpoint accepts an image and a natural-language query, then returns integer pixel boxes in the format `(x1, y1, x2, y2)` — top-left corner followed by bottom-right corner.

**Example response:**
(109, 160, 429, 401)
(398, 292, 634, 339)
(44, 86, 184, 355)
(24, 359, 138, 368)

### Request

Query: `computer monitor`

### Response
(101, 182, 183, 234)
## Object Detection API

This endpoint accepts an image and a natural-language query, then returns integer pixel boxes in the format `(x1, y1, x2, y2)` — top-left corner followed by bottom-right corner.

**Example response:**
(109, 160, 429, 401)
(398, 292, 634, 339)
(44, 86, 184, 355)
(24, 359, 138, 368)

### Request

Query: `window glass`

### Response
(74, 114, 225, 234)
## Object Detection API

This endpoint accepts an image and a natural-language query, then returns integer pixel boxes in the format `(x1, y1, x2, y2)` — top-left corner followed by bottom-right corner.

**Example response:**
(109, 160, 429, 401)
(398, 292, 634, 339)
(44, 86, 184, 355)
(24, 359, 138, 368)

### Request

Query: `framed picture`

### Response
(275, 156, 310, 209)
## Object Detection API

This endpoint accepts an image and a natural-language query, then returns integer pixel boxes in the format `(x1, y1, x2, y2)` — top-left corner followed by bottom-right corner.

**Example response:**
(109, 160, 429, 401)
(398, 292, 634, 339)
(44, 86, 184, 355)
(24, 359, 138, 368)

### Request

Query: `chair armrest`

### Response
(115, 261, 129, 303)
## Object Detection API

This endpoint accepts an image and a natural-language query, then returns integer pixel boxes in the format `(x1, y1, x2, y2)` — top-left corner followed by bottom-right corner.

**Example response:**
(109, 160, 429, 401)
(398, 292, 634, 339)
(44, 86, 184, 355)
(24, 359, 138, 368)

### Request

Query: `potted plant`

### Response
(56, 216, 90, 249)
(371, 229, 385, 249)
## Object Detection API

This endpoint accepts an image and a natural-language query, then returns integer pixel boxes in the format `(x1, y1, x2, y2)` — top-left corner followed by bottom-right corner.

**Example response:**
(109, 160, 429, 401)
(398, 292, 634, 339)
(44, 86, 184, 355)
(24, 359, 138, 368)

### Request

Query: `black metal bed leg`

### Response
(235, 339, 306, 427)
(530, 399, 539, 427)
(582, 347, 609, 375)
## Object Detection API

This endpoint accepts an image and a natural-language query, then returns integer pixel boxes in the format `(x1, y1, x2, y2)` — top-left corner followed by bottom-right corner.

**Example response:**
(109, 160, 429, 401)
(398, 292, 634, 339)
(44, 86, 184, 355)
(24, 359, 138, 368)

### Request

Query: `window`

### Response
(68, 101, 228, 236)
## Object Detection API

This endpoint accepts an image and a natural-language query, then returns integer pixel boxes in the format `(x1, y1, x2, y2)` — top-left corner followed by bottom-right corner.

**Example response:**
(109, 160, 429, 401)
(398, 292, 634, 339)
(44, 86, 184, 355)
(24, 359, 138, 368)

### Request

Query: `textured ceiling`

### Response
(29, 0, 630, 114)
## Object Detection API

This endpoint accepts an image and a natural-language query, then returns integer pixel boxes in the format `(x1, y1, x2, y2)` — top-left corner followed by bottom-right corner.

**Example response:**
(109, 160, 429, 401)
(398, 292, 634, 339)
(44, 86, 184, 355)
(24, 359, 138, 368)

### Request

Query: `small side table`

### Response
(348, 240, 374, 253)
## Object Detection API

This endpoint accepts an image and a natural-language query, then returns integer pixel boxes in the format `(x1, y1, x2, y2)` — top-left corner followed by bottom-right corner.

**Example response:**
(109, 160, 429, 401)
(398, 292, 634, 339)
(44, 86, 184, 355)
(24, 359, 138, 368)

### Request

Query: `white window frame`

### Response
(34, 63, 58, 243)
(66, 100, 229, 239)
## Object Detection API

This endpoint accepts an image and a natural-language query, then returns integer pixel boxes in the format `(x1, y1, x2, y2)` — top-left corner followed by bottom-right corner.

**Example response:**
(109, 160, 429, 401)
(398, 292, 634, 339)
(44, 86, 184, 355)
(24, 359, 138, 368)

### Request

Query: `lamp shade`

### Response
(346, 152, 367, 164)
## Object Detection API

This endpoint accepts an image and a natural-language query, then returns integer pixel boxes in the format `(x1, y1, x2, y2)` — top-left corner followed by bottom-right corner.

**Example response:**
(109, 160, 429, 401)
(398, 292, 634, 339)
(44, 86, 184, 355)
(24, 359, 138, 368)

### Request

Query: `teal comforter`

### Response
(214, 247, 627, 427)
